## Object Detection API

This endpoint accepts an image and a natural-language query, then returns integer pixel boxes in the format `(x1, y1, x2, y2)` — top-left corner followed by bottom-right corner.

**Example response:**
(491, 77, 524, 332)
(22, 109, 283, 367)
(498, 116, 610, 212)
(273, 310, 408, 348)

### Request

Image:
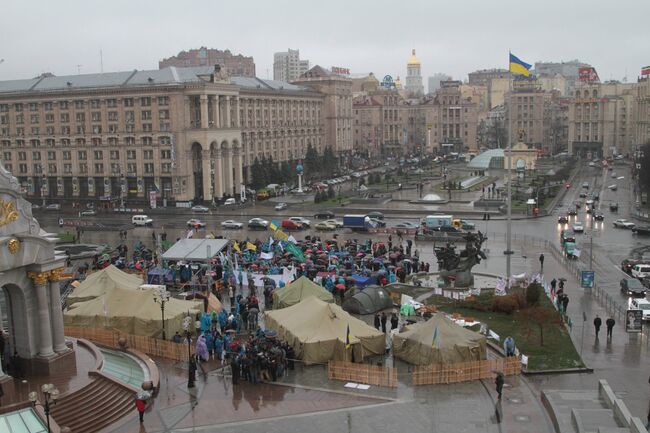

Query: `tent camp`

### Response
(393, 314, 486, 365)
(147, 267, 175, 285)
(265, 296, 384, 364)
(67, 265, 143, 305)
(272, 276, 334, 309)
(342, 286, 394, 315)
(64, 286, 201, 337)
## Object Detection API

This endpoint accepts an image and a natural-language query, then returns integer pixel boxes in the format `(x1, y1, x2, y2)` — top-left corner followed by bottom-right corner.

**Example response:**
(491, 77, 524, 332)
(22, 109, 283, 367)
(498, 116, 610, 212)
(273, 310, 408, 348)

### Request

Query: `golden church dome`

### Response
(407, 49, 421, 66)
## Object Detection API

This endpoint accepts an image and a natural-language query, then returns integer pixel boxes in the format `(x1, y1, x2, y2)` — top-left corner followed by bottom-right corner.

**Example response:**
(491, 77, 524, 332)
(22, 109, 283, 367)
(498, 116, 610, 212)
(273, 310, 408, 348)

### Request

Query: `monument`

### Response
(434, 232, 487, 287)
(0, 163, 73, 399)
(296, 163, 304, 193)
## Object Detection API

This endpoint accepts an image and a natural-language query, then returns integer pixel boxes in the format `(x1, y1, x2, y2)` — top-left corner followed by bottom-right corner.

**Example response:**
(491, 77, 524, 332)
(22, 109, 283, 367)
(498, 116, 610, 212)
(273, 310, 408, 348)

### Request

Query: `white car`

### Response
(630, 298, 650, 321)
(325, 219, 344, 228)
(187, 218, 206, 229)
(572, 222, 584, 233)
(248, 217, 269, 227)
(191, 205, 210, 212)
(289, 216, 311, 227)
(275, 202, 288, 211)
(631, 264, 650, 280)
(221, 219, 243, 229)
(223, 198, 237, 206)
(613, 219, 635, 229)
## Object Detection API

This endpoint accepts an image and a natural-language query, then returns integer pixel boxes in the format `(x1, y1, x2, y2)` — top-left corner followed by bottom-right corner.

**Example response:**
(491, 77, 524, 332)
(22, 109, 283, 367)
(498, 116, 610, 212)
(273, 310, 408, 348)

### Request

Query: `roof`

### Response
(67, 265, 143, 304)
(408, 49, 421, 66)
(0, 66, 312, 95)
(162, 238, 229, 262)
(272, 276, 334, 309)
(467, 149, 505, 169)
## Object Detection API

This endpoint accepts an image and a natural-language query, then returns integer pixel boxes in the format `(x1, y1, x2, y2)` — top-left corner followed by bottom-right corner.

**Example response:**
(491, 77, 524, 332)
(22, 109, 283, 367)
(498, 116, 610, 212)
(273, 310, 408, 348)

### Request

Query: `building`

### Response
(427, 73, 452, 94)
(636, 77, 650, 147)
(159, 47, 255, 77)
(0, 65, 352, 205)
(353, 90, 402, 158)
(534, 60, 592, 95)
(428, 80, 480, 153)
(273, 49, 310, 83)
(508, 77, 554, 152)
(405, 49, 424, 96)
(468, 69, 508, 86)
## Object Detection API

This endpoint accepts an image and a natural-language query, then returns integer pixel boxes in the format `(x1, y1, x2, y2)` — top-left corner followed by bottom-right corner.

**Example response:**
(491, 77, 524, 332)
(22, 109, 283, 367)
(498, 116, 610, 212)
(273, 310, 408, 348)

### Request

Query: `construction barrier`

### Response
(327, 360, 398, 388)
(65, 326, 190, 362)
(412, 356, 520, 385)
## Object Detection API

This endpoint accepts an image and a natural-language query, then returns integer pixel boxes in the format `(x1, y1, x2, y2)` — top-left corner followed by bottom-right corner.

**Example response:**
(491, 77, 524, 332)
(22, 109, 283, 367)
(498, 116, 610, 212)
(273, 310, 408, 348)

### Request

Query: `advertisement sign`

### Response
(578, 67, 600, 83)
(149, 190, 157, 209)
(330, 66, 350, 76)
(580, 271, 594, 289)
(625, 309, 643, 333)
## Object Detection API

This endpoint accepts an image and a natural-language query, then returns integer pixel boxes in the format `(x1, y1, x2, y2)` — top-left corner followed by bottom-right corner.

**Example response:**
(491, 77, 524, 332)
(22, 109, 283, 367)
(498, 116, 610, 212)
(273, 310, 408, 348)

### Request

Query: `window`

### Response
(141, 111, 152, 120)
(16, 114, 24, 124)
(76, 125, 85, 134)
(92, 125, 102, 134)
(94, 163, 104, 173)
(61, 126, 70, 135)
(46, 138, 55, 146)
(45, 113, 54, 123)
(125, 111, 134, 123)
(47, 151, 56, 160)
(74, 100, 85, 109)
(108, 111, 118, 122)
(48, 163, 57, 173)
(32, 151, 41, 160)
(160, 149, 171, 159)
(142, 136, 152, 145)
(90, 99, 101, 109)
(127, 150, 136, 159)
(123, 98, 134, 107)
(61, 138, 70, 147)
(125, 124, 135, 133)
(14, 103, 23, 112)
(140, 97, 151, 106)
(92, 137, 102, 146)
(93, 150, 103, 159)
(161, 162, 172, 173)
(19, 163, 27, 174)
(0, 114, 7, 124)
(91, 112, 101, 122)
(59, 101, 69, 110)
(60, 113, 69, 123)
(30, 114, 39, 124)
(0, 104, 8, 112)
(110, 150, 119, 160)
(157, 96, 169, 106)
(160, 122, 170, 132)
(76, 113, 85, 123)
(79, 163, 88, 174)
(16, 139, 24, 147)
(33, 163, 42, 174)
(144, 163, 154, 174)
(64, 163, 72, 174)
(62, 151, 71, 160)
(108, 137, 118, 146)
(1, 140, 9, 147)
(158, 110, 169, 120)
(2, 152, 10, 160)
(4, 164, 11, 172)
(29, 103, 38, 112)
(31, 127, 40, 135)
(106, 99, 117, 108)
(143, 149, 153, 160)
(110, 163, 120, 174)
(125, 137, 135, 146)
(77, 150, 87, 160)
(127, 163, 137, 174)
(142, 124, 152, 132)
(108, 124, 118, 133)
(1, 128, 8, 137)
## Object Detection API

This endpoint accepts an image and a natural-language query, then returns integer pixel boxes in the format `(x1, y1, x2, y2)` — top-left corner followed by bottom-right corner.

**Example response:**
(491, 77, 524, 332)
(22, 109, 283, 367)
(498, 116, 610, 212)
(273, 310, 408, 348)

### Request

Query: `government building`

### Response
(0, 65, 352, 205)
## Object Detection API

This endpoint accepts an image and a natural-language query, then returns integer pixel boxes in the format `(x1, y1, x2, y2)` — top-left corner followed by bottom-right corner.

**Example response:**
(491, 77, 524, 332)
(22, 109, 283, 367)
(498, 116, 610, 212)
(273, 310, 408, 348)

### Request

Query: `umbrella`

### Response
(225, 329, 237, 334)
(264, 329, 277, 338)
(335, 284, 346, 290)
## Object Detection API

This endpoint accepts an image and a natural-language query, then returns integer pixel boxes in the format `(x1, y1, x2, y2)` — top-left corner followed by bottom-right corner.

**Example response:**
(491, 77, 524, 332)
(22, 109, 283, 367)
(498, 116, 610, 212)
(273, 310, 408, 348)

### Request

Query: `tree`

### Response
(516, 307, 563, 346)
(322, 146, 337, 173)
(525, 282, 543, 306)
(639, 143, 650, 193)
(304, 144, 319, 177)
(250, 157, 263, 189)
(327, 184, 335, 199)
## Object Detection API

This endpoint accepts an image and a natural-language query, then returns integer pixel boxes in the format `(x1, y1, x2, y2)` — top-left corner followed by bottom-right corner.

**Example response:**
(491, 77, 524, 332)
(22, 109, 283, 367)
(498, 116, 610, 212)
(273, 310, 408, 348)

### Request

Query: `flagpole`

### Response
(505, 51, 513, 285)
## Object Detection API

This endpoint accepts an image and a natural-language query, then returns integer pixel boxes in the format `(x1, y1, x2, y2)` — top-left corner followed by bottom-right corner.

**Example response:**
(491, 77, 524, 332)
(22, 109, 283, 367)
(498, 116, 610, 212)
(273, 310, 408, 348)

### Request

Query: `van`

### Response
(132, 215, 153, 227)
(223, 198, 236, 206)
(631, 264, 650, 280)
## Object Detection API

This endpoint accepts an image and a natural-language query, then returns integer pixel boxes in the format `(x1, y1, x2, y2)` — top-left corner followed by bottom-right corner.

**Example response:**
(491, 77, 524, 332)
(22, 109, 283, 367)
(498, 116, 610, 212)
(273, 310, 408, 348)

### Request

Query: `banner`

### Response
(626, 309, 643, 333)
(149, 190, 157, 209)
(580, 271, 594, 289)
(578, 67, 600, 82)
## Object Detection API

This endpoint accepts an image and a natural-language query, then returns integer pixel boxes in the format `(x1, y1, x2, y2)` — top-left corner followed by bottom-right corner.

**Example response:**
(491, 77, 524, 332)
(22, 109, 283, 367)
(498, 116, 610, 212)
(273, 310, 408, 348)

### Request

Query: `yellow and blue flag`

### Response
(232, 240, 241, 254)
(509, 53, 531, 77)
(269, 220, 279, 231)
(246, 242, 257, 252)
(345, 324, 352, 349)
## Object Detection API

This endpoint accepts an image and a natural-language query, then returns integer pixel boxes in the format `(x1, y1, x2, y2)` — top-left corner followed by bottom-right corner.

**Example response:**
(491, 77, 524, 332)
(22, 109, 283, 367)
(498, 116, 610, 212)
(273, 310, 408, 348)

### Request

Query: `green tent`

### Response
(272, 276, 334, 309)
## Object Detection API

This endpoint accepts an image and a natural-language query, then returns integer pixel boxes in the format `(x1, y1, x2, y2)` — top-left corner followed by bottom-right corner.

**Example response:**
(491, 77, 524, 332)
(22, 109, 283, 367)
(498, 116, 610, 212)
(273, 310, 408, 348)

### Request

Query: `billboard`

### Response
(625, 309, 643, 333)
(331, 66, 350, 76)
(578, 67, 600, 83)
(580, 271, 594, 289)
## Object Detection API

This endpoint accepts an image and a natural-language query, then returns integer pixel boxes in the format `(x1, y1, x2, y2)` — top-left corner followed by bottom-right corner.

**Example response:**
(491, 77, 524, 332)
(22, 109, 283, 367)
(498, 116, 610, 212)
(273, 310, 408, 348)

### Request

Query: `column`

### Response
(223, 149, 233, 195)
(213, 149, 223, 198)
(234, 97, 241, 128)
(48, 268, 67, 353)
(28, 272, 54, 357)
(201, 150, 211, 201)
(184, 96, 191, 128)
(225, 96, 232, 128)
(200, 95, 209, 129)
(212, 95, 220, 128)
(234, 149, 243, 193)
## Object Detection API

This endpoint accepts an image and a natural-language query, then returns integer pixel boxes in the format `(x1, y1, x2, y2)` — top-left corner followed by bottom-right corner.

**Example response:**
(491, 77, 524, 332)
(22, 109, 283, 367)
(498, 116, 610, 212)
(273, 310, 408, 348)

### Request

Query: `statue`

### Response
(434, 231, 487, 287)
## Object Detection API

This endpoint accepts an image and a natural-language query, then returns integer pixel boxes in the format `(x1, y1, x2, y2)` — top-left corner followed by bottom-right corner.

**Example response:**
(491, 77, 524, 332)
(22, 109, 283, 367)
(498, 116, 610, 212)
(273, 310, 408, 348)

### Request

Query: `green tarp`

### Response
(272, 276, 334, 309)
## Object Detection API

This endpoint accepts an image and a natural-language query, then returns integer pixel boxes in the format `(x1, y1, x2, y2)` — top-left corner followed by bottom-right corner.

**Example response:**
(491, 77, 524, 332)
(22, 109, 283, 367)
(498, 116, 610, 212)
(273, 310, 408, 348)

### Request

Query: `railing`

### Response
(412, 356, 520, 385)
(327, 360, 398, 388)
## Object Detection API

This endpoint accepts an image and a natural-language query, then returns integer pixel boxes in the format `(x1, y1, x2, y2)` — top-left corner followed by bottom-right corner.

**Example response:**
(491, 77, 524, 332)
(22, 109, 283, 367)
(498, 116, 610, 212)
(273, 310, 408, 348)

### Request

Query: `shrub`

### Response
(526, 282, 543, 306)
(492, 295, 520, 314)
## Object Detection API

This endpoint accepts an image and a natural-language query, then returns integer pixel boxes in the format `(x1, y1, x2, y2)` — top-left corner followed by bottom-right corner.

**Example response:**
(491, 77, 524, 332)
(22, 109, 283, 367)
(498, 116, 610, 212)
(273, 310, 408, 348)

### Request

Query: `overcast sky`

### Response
(1, 0, 648, 84)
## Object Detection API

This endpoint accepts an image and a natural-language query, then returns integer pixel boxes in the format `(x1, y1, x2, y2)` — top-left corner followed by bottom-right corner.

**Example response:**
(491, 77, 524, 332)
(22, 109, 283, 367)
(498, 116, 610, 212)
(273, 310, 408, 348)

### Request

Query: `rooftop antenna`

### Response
(100, 49, 104, 73)
(76, 64, 82, 74)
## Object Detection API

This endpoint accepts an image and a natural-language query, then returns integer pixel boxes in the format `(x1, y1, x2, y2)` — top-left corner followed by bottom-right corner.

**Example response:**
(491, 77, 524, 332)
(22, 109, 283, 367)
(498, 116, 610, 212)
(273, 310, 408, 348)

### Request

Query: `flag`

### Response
(232, 241, 241, 254)
(269, 220, 279, 231)
(345, 324, 352, 349)
(509, 53, 531, 77)
(186, 229, 194, 239)
(284, 242, 305, 262)
(432, 323, 439, 348)
(260, 251, 274, 260)
(288, 235, 297, 244)
(269, 237, 274, 246)
(273, 230, 289, 241)
(642, 66, 650, 76)
(246, 242, 257, 252)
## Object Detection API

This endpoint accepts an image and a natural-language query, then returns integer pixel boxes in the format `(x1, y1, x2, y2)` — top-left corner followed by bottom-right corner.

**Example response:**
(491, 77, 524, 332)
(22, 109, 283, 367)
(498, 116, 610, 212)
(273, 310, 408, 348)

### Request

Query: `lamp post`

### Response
(41, 173, 47, 207)
(29, 383, 59, 433)
(153, 286, 170, 340)
(120, 172, 125, 209)
(182, 314, 196, 388)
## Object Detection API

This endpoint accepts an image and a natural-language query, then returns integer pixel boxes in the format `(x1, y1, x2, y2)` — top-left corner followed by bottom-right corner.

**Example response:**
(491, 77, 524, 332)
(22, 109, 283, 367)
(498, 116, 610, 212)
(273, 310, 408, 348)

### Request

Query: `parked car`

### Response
(610, 203, 619, 212)
(313, 211, 335, 219)
(631, 264, 650, 280)
(80, 209, 96, 216)
(221, 220, 243, 229)
(46, 203, 61, 210)
(281, 219, 302, 230)
(366, 211, 384, 220)
(274, 202, 288, 211)
(132, 215, 153, 227)
(223, 198, 237, 206)
(581, 182, 589, 189)
(289, 216, 311, 227)
(459, 219, 475, 230)
(629, 298, 650, 321)
(191, 205, 210, 213)
(187, 218, 206, 229)
(579, 192, 587, 198)
(248, 218, 269, 229)
(620, 278, 647, 297)
(632, 226, 650, 235)
(621, 259, 645, 274)
(558, 215, 569, 224)
(394, 221, 418, 229)
(572, 222, 584, 233)
(325, 219, 344, 228)
(315, 221, 336, 231)
(613, 219, 635, 229)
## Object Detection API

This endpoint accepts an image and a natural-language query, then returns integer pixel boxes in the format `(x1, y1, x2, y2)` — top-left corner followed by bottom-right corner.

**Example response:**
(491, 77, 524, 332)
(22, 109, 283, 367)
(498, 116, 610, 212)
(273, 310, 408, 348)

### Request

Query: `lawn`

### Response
(56, 232, 76, 243)
(427, 290, 584, 371)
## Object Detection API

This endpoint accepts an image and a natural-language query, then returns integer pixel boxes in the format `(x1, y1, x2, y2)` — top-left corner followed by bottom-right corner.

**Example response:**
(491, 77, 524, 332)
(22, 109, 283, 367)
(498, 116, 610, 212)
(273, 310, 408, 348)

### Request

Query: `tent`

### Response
(264, 296, 384, 364)
(272, 276, 334, 309)
(67, 265, 143, 305)
(64, 286, 202, 337)
(162, 238, 229, 262)
(393, 314, 487, 365)
(147, 267, 175, 285)
(342, 286, 394, 315)
(350, 274, 373, 288)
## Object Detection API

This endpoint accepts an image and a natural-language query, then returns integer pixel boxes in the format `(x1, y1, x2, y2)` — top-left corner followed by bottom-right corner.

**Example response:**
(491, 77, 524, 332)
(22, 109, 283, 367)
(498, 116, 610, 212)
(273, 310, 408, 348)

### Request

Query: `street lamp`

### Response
(29, 383, 59, 433)
(182, 314, 196, 388)
(120, 172, 125, 209)
(153, 286, 170, 340)
(41, 173, 47, 207)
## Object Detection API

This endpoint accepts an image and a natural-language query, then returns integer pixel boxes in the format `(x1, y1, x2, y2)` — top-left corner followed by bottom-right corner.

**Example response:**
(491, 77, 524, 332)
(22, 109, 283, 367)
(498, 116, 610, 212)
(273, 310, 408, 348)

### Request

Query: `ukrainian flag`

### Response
(269, 220, 279, 231)
(345, 324, 352, 349)
(509, 53, 531, 77)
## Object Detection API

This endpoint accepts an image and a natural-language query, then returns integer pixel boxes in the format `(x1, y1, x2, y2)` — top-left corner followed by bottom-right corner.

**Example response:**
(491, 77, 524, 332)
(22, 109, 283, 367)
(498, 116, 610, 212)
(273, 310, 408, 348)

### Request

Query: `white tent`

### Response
(67, 265, 143, 305)
(162, 238, 229, 262)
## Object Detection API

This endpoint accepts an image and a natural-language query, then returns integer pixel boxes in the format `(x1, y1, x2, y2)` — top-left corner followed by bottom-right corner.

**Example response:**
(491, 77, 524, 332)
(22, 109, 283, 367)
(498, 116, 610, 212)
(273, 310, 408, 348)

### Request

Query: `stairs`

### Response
(50, 374, 136, 433)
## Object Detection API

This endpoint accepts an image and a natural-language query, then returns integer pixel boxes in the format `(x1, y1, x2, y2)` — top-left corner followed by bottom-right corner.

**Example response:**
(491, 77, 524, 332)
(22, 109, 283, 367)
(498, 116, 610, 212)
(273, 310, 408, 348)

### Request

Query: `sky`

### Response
(1, 0, 649, 86)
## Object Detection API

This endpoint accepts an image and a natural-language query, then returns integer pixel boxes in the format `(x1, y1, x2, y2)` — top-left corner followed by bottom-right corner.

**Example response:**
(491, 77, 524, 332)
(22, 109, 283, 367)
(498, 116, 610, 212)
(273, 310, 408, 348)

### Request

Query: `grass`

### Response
(427, 290, 584, 371)
(56, 232, 76, 243)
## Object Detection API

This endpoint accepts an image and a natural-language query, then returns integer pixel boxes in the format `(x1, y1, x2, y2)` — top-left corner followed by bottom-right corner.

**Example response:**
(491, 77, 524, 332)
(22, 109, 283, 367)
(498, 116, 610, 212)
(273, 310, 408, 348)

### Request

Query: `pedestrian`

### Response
(539, 253, 545, 272)
(606, 317, 615, 339)
(229, 286, 235, 310)
(550, 278, 557, 291)
(390, 312, 399, 331)
(231, 355, 240, 385)
(594, 315, 602, 338)
(135, 396, 146, 423)
(495, 372, 504, 400)
(380, 312, 387, 333)
(562, 294, 569, 314)
(374, 313, 381, 330)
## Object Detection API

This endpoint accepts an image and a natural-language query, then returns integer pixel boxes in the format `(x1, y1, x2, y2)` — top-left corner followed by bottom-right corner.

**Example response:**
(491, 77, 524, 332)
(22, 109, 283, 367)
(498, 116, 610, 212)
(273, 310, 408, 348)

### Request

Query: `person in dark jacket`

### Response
(380, 312, 387, 333)
(230, 355, 240, 385)
(495, 373, 504, 399)
(374, 313, 381, 330)
(606, 317, 615, 339)
(390, 312, 399, 331)
(594, 315, 602, 339)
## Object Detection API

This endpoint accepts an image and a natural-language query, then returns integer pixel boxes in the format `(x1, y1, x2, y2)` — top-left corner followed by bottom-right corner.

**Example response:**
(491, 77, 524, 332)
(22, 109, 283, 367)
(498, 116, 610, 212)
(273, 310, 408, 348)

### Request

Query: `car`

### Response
(248, 218, 269, 229)
(593, 212, 604, 221)
(368, 217, 386, 228)
(46, 203, 61, 210)
(558, 215, 569, 224)
(80, 209, 96, 216)
(629, 298, 650, 321)
(221, 220, 243, 229)
(459, 219, 475, 230)
(579, 192, 587, 198)
(394, 221, 418, 229)
(274, 202, 288, 211)
(610, 203, 619, 212)
(433, 225, 462, 233)
(223, 198, 237, 206)
(621, 259, 646, 274)
(581, 182, 589, 189)
(561, 233, 576, 244)
(191, 205, 210, 213)
(315, 221, 336, 231)
(572, 222, 584, 233)
(366, 211, 384, 220)
(620, 278, 647, 297)
(281, 219, 302, 230)
(588, 162, 596, 167)
(613, 219, 635, 229)
(289, 216, 311, 227)
(325, 219, 344, 228)
(567, 209, 578, 216)
(187, 218, 206, 229)
(631, 264, 650, 280)
(608, 184, 618, 191)
(132, 215, 153, 227)
(313, 211, 335, 219)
